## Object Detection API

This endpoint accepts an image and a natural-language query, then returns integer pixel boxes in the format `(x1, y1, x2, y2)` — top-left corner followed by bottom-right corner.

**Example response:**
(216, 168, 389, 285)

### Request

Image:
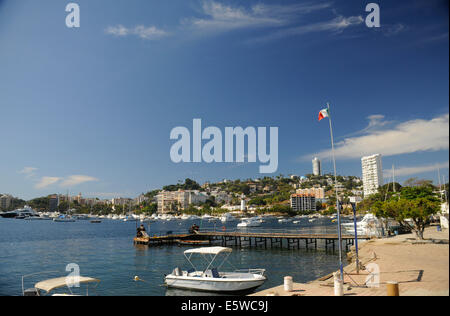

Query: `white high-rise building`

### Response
(312, 157, 321, 176)
(240, 199, 247, 211)
(361, 154, 383, 197)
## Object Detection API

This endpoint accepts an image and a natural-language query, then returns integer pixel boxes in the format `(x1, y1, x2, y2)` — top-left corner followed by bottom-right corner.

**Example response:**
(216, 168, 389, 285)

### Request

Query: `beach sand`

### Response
(251, 226, 449, 296)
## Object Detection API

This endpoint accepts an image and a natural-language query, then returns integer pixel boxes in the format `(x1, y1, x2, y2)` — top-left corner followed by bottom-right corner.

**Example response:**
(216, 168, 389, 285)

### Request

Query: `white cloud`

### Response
(384, 23, 407, 37)
(19, 167, 38, 177)
(419, 32, 449, 44)
(384, 161, 449, 179)
(105, 2, 361, 42)
(34, 175, 99, 189)
(251, 15, 364, 43)
(35, 177, 61, 189)
(305, 113, 449, 160)
(185, 1, 332, 33)
(60, 175, 99, 188)
(106, 25, 169, 40)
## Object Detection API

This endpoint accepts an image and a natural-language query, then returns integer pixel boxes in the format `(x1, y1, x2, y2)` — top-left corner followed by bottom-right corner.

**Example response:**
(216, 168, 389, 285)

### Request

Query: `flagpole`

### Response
(326, 102, 344, 281)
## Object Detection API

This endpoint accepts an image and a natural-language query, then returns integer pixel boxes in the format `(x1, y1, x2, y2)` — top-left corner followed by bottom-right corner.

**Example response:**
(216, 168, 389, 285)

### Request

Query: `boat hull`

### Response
(165, 275, 266, 292)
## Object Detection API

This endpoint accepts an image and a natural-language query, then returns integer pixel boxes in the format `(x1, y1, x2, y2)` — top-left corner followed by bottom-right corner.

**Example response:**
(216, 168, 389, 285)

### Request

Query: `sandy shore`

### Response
(251, 226, 449, 296)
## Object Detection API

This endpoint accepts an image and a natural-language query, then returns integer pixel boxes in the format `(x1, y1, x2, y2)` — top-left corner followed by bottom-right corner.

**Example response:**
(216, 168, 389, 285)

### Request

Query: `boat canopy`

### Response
(34, 276, 100, 292)
(184, 247, 232, 255)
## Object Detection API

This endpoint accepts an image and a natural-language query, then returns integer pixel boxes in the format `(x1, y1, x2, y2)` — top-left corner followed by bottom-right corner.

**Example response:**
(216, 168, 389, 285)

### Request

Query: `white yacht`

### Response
(237, 218, 261, 228)
(164, 247, 266, 293)
(342, 213, 382, 236)
(1, 206, 38, 219)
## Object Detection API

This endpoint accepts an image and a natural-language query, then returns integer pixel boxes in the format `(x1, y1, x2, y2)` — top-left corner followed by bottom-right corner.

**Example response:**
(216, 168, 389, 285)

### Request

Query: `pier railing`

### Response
(136, 227, 368, 251)
(144, 226, 361, 239)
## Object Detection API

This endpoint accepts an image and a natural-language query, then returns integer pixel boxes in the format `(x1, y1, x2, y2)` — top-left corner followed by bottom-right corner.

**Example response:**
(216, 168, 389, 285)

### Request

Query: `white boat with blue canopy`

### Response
(164, 247, 266, 293)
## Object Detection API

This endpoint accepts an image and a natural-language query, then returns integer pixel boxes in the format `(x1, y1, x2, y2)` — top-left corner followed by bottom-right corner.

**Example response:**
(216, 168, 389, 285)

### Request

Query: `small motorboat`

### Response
(220, 213, 235, 223)
(74, 214, 91, 220)
(53, 215, 76, 222)
(237, 218, 261, 228)
(90, 220, 102, 223)
(164, 247, 266, 293)
(22, 273, 100, 296)
(25, 215, 52, 221)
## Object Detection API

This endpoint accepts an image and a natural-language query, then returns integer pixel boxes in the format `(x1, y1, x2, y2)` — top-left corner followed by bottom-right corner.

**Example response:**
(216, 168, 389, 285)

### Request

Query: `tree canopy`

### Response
(371, 181, 440, 239)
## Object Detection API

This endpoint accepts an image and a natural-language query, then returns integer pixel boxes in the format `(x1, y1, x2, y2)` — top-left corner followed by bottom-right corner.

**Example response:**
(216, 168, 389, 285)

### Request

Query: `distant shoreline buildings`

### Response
(1, 153, 412, 214)
(47, 193, 149, 212)
(290, 194, 316, 213)
(0, 194, 13, 210)
(156, 190, 209, 214)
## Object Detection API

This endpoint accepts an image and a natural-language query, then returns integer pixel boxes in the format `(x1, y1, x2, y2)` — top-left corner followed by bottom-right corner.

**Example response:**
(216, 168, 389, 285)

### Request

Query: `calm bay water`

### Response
(0, 217, 341, 296)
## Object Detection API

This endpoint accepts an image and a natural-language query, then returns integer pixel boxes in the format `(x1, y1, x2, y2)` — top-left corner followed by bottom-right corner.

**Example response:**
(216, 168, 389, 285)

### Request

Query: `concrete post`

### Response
(334, 272, 344, 296)
(284, 276, 293, 292)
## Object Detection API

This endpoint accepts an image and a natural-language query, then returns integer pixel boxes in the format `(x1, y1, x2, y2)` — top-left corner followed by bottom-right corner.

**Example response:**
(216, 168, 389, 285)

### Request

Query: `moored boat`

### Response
(164, 247, 266, 293)
(237, 218, 261, 228)
(22, 273, 100, 296)
(0, 206, 38, 219)
(53, 215, 76, 222)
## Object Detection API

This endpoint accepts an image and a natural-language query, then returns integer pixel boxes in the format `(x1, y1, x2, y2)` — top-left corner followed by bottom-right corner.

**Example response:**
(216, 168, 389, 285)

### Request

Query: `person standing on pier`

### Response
(137, 224, 149, 238)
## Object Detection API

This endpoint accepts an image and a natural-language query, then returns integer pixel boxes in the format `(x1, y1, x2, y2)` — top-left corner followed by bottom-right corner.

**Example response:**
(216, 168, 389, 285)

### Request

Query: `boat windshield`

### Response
(183, 247, 233, 272)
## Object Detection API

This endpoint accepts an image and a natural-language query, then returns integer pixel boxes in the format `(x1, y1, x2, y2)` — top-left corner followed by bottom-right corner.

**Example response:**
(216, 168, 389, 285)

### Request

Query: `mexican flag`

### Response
(318, 108, 329, 121)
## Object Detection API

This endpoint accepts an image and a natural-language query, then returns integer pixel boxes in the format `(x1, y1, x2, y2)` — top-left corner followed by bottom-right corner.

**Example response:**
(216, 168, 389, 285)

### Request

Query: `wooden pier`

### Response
(197, 231, 368, 250)
(134, 231, 369, 250)
(134, 234, 194, 246)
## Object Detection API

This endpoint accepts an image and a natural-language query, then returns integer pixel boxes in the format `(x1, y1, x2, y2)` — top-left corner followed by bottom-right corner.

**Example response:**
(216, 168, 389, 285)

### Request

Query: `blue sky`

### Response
(0, 0, 448, 200)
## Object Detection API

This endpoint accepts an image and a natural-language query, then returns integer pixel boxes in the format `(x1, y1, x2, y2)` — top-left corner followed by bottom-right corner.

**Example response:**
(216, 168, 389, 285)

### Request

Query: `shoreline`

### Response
(251, 226, 449, 296)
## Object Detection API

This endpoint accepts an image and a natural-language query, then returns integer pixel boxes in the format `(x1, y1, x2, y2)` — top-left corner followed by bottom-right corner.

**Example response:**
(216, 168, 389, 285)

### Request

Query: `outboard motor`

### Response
(23, 288, 41, 296)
